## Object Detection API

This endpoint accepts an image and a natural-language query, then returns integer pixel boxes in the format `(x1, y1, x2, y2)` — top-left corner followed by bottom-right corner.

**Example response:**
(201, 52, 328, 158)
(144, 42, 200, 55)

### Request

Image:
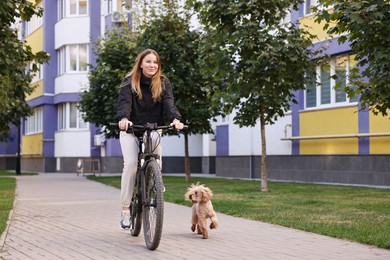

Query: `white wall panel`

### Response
(266, 114, 292, 155)
(226, 111, 292, 156)
(202, 134, 216, 156)
(55, 131, 91, 157)
(162, 134, 203, 156)
(55, 17, 90, 48)
(55, 74, 89, 94)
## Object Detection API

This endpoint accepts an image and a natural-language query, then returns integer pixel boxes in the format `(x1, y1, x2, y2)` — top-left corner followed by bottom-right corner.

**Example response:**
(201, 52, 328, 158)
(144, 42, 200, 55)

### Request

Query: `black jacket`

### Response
(116, 74, 181, 126)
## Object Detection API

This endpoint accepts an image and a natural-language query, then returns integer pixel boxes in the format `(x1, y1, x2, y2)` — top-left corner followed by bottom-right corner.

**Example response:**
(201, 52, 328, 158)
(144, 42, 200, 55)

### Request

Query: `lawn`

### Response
(88, 175, 390, 249)
(0, 177, 15, 236)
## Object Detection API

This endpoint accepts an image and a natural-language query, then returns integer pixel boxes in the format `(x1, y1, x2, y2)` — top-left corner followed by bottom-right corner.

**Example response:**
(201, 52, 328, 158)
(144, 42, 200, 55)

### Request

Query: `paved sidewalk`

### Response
(1, 174, 389, 260)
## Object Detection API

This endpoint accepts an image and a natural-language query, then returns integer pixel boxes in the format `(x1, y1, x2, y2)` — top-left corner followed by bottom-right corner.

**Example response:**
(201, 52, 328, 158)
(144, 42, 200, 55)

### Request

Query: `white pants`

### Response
(119, 131, 162, 208)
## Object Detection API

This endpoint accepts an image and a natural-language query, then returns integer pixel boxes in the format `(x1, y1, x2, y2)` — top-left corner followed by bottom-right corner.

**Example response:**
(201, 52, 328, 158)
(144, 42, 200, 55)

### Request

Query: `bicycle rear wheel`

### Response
(130, 182, 142, 236)
(142, 159, 164, 250)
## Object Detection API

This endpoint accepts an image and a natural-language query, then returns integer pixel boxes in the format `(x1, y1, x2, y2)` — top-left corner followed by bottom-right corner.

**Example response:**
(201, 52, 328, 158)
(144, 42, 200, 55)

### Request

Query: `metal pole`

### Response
(16, 119, 21, 175)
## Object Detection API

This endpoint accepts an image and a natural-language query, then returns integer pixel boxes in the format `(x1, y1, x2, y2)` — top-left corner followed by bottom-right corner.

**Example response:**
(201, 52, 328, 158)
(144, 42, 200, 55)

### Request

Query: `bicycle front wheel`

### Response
(142, 159, 164, 250)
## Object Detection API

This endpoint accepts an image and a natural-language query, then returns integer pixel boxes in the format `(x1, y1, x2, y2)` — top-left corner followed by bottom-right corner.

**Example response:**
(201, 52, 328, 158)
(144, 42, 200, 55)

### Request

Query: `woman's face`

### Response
(141, 53, 158, 78)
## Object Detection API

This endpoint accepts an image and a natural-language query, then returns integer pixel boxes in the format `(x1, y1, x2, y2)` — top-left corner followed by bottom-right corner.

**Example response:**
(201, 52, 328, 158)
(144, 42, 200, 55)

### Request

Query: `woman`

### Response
(116, 49, 184, 229)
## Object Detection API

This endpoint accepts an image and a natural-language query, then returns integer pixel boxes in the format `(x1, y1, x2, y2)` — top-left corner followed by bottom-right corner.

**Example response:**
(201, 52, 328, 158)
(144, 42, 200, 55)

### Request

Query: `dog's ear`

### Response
(184, 190, 193, 201)
(204, 187, 213, 200)
(200, 189, 212, 201)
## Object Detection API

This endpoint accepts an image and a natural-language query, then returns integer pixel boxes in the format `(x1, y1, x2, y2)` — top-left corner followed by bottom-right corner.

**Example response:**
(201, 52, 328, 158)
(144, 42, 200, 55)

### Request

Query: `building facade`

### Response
(0, 0, 201, 174)
(212, 1, 390, 186)
(1, 0, 389, 187)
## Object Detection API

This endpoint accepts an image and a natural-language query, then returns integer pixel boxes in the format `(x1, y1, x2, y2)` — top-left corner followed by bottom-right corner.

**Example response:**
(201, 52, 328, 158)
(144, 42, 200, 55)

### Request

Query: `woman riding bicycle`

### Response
(116, 49, 184, 230)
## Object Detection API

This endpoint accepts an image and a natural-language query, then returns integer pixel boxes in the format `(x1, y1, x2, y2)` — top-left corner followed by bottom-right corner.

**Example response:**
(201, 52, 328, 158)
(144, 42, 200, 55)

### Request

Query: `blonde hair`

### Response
(127, 49, 163, 102)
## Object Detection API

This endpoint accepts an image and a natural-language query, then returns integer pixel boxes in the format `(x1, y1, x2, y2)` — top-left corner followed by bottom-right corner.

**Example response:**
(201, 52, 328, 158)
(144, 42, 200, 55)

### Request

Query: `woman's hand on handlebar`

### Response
(170, 119, 184, 131)
(118, 118, 132, 131)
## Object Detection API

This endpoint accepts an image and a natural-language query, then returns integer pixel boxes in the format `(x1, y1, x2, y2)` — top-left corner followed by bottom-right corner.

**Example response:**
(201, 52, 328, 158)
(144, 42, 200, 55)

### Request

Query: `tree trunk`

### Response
(184, 133, 191, 182)
(259, 109, 268, 191)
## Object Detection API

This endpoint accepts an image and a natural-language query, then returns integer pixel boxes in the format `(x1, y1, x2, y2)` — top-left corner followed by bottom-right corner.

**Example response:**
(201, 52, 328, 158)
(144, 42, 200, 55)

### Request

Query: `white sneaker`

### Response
(120, 210, 130, 230)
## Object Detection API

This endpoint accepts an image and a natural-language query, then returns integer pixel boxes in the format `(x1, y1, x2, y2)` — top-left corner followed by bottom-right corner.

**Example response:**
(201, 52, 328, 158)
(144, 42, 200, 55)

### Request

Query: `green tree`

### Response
(0, 0, 48, 141)
(190, 0, 320, 191)
(136, 0, 215, 182)
(80, 26, 138, 138)
(314, 0, 390, 116)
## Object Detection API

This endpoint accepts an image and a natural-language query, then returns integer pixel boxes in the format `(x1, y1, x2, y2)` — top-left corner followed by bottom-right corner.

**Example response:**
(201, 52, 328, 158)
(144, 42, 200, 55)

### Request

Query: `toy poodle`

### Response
(185, 182, 219, 239)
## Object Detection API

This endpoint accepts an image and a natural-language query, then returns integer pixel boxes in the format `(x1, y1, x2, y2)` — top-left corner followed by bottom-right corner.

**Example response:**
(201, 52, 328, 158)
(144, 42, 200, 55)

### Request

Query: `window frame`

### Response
(25, 107, 43, 135)
(30, 63, 43, 83)
(304, 54, 358, 110)
(58, 0, 88, 19)
(58, 102, 88, 130)
(57, 44, 89, 75)
(24, 3, 43, 36)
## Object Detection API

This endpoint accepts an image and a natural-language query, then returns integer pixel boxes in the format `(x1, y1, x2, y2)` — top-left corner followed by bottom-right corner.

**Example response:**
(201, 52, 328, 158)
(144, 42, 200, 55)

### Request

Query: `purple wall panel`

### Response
(216, 125, 229, 156)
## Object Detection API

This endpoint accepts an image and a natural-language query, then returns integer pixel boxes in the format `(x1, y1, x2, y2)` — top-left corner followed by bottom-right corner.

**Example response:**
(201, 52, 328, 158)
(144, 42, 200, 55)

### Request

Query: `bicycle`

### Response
(112, 122, 186, 250)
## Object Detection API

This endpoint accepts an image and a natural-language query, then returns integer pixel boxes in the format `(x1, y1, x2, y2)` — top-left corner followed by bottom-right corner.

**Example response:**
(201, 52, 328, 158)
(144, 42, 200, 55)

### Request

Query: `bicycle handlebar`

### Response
(110, 122, 188, 133)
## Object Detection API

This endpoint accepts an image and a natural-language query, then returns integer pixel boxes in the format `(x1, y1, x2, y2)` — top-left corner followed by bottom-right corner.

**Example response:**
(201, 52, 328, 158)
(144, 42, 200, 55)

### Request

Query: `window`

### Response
(58, 103, 88, 130)
(70, 0, 88, 15)
(305, 54, 359, 109)
(59, 0, 88, 19)
(25, 4, 43, 36)
(305, 76, 317, 108)
(320, 64, 331, 105)
(335, 56, 347, 103)
(30, 63, 43, 83)
(57, 44, 89, 75)
(59, 0, 66, 19)
(58, 47, 66, 75)
(25, 107, 43, 134)
(348, 55, 359, 102)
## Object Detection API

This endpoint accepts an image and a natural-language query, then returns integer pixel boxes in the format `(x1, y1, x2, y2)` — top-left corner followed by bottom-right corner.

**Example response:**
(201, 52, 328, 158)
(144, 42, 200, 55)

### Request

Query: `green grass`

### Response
(88, 175, 390, 249)
(0, 177, 16, 236)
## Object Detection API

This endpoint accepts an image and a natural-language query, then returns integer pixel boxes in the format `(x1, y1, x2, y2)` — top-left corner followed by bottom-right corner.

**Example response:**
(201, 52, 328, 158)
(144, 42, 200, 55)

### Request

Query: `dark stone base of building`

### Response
(2, 155, 389, 187)
(216, 155, 390, 187)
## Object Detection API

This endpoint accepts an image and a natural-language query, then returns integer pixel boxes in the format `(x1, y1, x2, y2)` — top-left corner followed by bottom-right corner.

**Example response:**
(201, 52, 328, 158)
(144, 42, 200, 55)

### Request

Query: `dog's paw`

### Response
(198, 227, 203, 235)
(191, 225, 196, 232)
(210, 223, 215, 229)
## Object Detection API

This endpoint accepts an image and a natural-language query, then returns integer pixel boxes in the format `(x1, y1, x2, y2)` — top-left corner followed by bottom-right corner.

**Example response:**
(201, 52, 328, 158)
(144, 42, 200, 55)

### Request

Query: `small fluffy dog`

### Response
(185, 182, 219, 239)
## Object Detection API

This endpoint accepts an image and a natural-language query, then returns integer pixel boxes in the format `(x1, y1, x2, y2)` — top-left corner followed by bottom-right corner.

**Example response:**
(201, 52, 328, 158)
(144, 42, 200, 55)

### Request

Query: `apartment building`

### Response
(0, 0, 204, 174)
(211, 1, 390, 187)
(1, 0, 388, 186)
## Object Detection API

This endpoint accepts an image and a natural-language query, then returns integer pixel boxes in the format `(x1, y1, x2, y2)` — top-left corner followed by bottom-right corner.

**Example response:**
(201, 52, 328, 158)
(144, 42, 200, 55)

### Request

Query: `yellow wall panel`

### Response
(22, 133, 43, 157)
(25, 27, 43, 53)
(369, 112, 390, 154)
(299, 12, 337, 42)
(26, 80, 43, 100)
(300, 107, 359, 154)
